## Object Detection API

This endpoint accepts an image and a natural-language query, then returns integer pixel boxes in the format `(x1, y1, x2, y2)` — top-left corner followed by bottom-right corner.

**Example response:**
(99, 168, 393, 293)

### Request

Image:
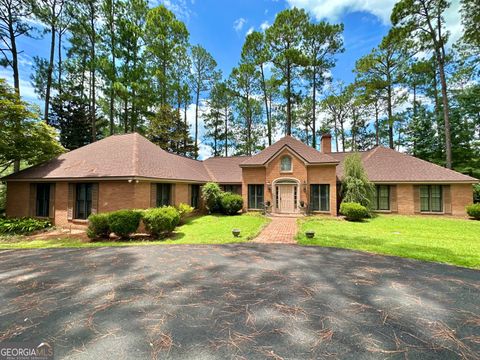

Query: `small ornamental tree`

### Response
(201, 182, 223, 213)
(341, 153, 375, 209)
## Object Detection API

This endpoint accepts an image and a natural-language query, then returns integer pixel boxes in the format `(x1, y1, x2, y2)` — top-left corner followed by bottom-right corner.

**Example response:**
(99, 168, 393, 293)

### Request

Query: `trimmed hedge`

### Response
(177, 203, 194, 220)
(0, 217, 51, 234)
(143, 206, 180, 237)
(108, 209, 143, 238)
(466, 203, 480, 220)
(220, 192, 243, 215)
(340, 202, 369, 221)
(87, 213, 110, 239)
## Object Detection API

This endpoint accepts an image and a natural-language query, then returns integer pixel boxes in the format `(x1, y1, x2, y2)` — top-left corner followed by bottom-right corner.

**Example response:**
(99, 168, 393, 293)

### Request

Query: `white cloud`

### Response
(149, 0, 192, 21)
(286, 0, 463, 44)
(286, 0, 396, 24)
(260, 21, 270, 31)
(245, 26, 254, 36)
(233, 17, 247, 32)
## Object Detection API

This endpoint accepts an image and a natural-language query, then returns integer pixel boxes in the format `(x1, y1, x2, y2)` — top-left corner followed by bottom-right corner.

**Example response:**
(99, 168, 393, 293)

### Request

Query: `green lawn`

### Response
(0, 213, 270, 249)
(297, 215, 480, 269)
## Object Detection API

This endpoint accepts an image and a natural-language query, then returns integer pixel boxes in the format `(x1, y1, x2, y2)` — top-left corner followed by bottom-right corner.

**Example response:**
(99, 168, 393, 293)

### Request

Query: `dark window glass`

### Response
(248, 185, 264, 209)
(190, 185, 200, 208)
(75, 183, 92, 220)
(36, 183, 50, 217)
(156, 184, 171, 207)
(223, 185, 241, 194)
(280, 156, 292, 171)
(373, 185, 390, 211)
(310, 184, 330, 211)
(420, 185, 442, 212)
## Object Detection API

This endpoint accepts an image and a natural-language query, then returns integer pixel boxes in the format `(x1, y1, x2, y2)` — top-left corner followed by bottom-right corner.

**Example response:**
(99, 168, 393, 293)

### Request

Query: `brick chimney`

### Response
(321, 133, 332, 153)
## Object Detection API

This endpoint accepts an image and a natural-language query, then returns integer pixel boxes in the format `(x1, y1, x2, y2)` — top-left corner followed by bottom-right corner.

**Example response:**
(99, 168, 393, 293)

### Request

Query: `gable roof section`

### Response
(240, 135, 338, 166)
(4, 133, 211, 182)
(330, 146, 478, 183)
(203, 156, 247, 183)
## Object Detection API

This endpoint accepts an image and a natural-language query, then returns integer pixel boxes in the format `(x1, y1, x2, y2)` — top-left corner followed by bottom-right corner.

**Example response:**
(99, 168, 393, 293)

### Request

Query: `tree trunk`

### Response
(109, 0, 116, 136)
(387, 83, 394, 149)
(194, 84, 200, 159)
(44, 23, 56, 124)
(58, 30, 62, 96)
(8, 19, 20, 172)
(436, 53, 452, 168)
(260, 64, 271, 145)
(183, 101, 188, 151)
(7, 20, 20, 95)
(224, 105, 228, 157)
(286, 62, 291, 135)
(90, 6, 96, 142)
(311, 70, 317, 148)
(375, 100, 379, 146)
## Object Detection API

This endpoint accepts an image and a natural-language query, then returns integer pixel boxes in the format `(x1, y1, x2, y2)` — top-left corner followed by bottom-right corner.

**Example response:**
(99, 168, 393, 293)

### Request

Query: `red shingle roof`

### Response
(4, 134, 477, 184)
(4, 133, 210, 182)
(203, 156, 247, 183)
(240, 135, 339, 166)
(330, 146, 478, 183)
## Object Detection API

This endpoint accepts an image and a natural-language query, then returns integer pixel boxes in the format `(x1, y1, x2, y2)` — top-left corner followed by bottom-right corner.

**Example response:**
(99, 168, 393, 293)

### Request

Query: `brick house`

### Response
(3, 132, 477, 227)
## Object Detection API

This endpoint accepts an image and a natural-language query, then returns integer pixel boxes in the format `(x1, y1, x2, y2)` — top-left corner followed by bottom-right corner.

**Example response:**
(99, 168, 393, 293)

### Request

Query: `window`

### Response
(372, 185, 390, 211)
(248, 185, 264, 209)
(222, 185, 241, 194)
(190, 184, 200, 208)
(36, 183, 50, 217)
(420, 185, 443, 212)
(280, 156, 292, 172)
(156, 184, 171, 207)
(310, 184, 330, 211)
(75, 183, 92, 220)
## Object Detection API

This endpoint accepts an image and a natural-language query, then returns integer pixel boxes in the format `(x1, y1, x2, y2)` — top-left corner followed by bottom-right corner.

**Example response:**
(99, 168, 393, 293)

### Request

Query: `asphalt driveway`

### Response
(0, 245, 479, 359)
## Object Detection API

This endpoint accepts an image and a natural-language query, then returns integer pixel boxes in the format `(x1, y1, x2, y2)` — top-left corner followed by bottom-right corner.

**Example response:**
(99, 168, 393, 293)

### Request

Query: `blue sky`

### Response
(1, 0, 462, 157)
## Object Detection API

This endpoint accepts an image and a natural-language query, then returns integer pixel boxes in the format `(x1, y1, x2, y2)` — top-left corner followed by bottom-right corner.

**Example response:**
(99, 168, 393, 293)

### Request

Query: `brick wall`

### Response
(451, 184, 473, 216)
(397, 184, 415, 214)
(6, 182, 30, 218)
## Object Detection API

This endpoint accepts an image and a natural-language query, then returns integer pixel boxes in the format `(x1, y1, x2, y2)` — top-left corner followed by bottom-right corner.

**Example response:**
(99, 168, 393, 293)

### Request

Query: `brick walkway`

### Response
(253, 216, 298, 244)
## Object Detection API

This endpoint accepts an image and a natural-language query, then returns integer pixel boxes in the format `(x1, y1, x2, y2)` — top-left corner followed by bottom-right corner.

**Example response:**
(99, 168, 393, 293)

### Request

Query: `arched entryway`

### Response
(272, 178, 300, 214)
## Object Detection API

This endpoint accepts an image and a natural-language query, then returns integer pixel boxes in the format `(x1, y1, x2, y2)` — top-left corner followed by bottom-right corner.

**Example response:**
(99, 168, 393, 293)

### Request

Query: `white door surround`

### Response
(272, 178, 300, 214)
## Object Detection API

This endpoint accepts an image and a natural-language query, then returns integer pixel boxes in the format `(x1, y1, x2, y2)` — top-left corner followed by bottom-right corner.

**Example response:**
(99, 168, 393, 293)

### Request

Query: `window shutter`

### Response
(29, 183, 36, 217)
(390, 185, 397, 212)
(49, 184, 55, 219)
(171, 184, 176, 205)
(67, 184, 75, 220)
(91, 183, 99, 215)
(413, 185, 420, 213)
(150, 183, 157, 207)
(443, 185, 452, 214)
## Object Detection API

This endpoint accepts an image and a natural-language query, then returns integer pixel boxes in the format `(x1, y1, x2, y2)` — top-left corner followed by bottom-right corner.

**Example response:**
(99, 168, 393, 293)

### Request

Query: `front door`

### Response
(278, 185, 295, 213)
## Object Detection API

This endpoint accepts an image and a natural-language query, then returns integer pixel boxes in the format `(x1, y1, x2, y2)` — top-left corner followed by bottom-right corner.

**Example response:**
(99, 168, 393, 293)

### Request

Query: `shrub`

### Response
(87, 213, 110, 239)
(0, 217, 51, 234)
(340, 202, 369, 221)
(466, 203, 480, 220)
(201, 182, 223, 213)
(220, 192, 243, 215)
(177, 203, 194, 220)
(143, 206, 180, 237)
(108, 209, 142, 238)
(474, 184, 480, 203)
(341, 153, 375, 209)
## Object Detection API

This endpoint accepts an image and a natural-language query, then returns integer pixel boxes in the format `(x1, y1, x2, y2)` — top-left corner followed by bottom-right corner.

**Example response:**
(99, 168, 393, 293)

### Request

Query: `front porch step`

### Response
(268, 213, 305, 218)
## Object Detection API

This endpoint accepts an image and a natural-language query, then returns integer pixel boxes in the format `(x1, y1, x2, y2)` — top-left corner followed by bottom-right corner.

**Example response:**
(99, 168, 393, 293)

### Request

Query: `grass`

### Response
(0, 213, 270, 249)
(297, 215, 480, 269)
